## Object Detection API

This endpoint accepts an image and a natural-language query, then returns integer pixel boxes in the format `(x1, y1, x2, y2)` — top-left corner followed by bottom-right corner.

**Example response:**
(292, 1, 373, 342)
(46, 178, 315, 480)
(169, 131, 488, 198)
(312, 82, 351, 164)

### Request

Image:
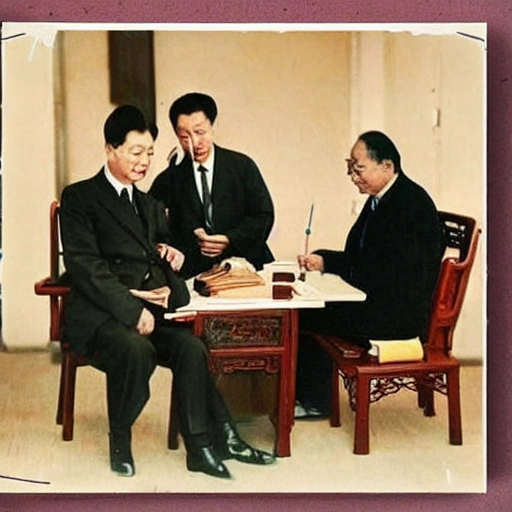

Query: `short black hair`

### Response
(358, 130, 402, 173)
(169, 92, 218, 130)
(103, 105, 158, 148)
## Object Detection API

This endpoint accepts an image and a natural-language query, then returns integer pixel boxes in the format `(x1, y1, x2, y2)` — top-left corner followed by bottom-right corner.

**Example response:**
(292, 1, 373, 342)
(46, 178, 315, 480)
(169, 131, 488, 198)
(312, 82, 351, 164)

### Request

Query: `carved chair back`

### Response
(425, 211, 481, 358)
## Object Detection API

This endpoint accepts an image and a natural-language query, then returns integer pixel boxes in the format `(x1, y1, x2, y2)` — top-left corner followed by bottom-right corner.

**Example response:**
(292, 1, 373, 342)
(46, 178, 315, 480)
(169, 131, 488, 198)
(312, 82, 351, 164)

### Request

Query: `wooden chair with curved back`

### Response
(309, 211, 481, 454)
(34, 200, 178, 447)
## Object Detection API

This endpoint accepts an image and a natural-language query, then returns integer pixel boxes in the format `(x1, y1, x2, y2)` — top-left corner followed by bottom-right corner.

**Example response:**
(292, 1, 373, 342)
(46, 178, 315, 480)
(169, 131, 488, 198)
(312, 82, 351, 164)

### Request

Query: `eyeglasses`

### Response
(345, 158, 366, 178)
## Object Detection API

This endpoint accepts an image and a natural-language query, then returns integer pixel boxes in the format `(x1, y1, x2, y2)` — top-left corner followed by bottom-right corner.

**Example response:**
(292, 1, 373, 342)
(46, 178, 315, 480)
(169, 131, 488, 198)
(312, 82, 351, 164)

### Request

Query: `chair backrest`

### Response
(49, 200, 61, 282)
(425, 211, 481, 358)
(49, 200, 69, 341)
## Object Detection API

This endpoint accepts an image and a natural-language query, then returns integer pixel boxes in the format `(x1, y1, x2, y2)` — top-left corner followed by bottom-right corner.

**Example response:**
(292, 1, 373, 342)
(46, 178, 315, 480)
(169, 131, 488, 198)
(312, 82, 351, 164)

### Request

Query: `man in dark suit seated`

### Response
(149, 92, 275, 278)
(295, 130, 445, 418)
(59, 105, 274, 479)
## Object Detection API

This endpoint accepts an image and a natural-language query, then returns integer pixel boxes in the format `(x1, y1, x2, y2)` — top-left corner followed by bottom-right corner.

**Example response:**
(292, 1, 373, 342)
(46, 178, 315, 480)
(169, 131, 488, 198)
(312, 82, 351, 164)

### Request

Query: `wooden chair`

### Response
(310, 211, 481, 454)
(34, 200, 178, 447)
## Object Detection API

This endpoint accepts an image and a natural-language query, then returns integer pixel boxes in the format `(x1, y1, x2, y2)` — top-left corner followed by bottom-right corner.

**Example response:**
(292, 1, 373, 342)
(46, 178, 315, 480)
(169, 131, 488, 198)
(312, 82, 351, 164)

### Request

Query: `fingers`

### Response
(196, 233, 229, 257)
(136, 308, 155, 336)
(157, 243, 174, 262)
(198, 240, 227, 257)
(167, 249, 184, 271)
(193, 227, 207, 240)
(297, 254, 324, 272)
(170, 252, 184, 271)
(156, 244, 185, 271)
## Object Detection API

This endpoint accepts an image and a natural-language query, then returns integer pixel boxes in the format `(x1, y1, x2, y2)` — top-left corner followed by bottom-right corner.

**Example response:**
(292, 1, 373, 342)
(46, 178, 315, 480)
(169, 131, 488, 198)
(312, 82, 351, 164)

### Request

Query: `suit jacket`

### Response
(59, 170, 190, 356)
(315, 172, 445, 340)
(149, 144, 275, 278)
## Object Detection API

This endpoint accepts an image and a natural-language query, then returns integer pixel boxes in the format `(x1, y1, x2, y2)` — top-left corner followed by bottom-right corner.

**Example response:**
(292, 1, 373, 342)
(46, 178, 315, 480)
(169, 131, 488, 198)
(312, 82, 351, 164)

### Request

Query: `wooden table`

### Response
(165, 267, 365, 457)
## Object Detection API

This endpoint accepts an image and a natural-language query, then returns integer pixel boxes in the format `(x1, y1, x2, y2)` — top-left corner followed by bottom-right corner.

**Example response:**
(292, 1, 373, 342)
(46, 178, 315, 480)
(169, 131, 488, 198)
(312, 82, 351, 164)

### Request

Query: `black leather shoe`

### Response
(186, 445, 232, 479)
(109, 431, 135, 477)
(216, 422, 276, 465)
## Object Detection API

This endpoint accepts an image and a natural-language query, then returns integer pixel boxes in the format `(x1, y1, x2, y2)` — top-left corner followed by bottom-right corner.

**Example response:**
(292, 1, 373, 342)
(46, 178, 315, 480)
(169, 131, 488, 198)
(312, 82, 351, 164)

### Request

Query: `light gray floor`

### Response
(0, 349, 484, 494)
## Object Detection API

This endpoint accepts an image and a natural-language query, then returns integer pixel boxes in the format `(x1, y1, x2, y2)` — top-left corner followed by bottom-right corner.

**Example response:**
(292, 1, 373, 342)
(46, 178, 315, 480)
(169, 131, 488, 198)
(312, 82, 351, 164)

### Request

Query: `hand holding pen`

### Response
(298, 253, 325, 275)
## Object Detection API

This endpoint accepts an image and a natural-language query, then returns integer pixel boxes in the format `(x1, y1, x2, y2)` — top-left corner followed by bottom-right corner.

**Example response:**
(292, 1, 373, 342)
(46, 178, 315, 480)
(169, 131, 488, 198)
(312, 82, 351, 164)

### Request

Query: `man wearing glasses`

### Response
(295, 130, 445, 419)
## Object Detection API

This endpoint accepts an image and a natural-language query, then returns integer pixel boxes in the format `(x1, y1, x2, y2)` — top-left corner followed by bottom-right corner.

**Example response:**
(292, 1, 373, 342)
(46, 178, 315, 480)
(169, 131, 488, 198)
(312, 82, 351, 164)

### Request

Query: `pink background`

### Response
(0, 0, 508, 510)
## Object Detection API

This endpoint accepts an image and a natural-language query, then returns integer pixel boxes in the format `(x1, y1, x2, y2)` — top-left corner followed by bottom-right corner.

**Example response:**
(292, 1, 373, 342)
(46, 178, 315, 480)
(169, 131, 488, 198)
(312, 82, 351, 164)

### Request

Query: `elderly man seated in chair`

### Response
(59, 105, 274, 479)
(295, 130, 445, 419)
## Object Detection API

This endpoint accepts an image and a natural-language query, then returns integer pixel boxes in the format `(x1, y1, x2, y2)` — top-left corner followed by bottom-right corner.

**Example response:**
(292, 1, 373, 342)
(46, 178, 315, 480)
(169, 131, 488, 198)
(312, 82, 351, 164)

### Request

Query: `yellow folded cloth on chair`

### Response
(368, 337, 424, 363)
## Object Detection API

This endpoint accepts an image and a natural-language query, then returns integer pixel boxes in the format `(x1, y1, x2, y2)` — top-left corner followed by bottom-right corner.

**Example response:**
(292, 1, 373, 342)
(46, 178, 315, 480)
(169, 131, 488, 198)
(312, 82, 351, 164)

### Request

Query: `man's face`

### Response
(106, 129, 155, 185)
(346, 139, 394, 196)
(175, 111, 214, 164)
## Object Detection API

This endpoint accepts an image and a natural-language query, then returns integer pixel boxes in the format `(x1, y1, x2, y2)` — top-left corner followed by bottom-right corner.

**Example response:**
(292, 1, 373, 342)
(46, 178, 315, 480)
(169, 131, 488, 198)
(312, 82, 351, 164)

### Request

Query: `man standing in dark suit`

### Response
(295, 130, 445, 418)
(60, 105, 274, 479)
(149, 92, 275, 278)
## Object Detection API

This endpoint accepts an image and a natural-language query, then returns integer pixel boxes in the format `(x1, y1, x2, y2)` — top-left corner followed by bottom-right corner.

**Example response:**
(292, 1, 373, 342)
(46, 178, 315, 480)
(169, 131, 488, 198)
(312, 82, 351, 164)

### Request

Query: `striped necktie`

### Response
(198, 165, 214, 232)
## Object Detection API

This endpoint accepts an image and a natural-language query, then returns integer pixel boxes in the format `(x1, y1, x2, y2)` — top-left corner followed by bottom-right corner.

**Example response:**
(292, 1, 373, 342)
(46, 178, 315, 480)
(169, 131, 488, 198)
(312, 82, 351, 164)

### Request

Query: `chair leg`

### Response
(446, 367, 463, 445)
(353, 375, 371, 455)
(167, 379, 180, 450)
(56, 357, 66, 426)
(422, 388, 436, 417)
(417, 378, 426, 408)
(417, 376, 435, 417)
(330, 363, 341, 428)
(61, 353, 77, 441)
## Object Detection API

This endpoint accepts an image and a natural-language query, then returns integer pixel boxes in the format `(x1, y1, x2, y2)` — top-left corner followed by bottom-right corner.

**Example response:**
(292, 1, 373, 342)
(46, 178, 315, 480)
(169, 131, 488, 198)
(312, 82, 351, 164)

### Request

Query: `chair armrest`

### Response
(34, 277, 71, 297)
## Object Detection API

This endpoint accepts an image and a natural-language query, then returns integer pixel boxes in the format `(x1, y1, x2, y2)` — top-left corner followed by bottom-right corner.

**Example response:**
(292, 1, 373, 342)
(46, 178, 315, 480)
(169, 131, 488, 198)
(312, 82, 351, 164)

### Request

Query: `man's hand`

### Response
(194, 228, 230, 258)
(156, 243, 185, 271)
(298, 253, 325, 273)
(136, 307, 155, 336)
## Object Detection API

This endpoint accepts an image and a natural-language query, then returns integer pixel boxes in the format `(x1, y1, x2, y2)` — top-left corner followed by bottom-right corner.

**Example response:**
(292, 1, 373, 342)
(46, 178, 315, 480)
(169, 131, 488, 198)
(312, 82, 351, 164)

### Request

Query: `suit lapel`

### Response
(92, 171, 152, 253)
(133, 187, 154, 235)
(211, 145, 226, 204)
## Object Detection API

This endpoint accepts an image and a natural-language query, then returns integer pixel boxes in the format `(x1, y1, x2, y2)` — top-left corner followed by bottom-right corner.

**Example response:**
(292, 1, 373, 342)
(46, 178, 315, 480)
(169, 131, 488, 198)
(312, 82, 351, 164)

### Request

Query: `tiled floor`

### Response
(0, 349, 485, 494)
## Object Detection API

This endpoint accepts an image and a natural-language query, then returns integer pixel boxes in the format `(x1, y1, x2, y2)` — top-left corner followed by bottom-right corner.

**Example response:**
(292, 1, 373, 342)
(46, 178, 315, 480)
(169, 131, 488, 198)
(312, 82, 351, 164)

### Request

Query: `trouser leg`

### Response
(92, 318, 157, 432)
(151, 326, 231, 444)
(296, 330, 333, 413)
(152, 325, 275, 474)
(297, 304, 370, 413)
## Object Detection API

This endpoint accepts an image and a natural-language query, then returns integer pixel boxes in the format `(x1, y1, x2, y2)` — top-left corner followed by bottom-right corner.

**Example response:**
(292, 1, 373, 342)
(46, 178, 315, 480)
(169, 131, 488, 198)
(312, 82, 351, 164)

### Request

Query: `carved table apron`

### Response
(192, 308, 298, 458)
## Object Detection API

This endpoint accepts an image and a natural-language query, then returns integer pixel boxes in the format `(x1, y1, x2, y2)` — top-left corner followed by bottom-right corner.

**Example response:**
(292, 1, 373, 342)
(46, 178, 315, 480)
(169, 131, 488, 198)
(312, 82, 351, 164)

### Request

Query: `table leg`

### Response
(274, 309, 298, 457)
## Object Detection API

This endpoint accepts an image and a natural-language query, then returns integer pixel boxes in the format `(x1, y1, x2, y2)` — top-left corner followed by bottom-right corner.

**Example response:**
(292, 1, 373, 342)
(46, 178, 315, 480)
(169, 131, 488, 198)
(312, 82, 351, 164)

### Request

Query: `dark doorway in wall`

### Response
(108, 31, 156, 125)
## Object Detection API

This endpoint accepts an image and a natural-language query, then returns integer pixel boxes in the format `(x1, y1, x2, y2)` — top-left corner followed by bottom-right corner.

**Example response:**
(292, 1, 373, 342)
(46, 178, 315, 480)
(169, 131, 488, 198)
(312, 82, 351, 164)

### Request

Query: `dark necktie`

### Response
(198, 165, 214, 232)
(120, 187, 137, 215)
(360, 196, 378, 248)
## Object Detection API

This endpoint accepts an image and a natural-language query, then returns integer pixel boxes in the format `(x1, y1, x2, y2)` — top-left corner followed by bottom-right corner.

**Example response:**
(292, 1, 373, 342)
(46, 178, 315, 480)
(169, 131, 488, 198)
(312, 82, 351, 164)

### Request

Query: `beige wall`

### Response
(1, 26, 485, 360)
(384, 32, 485, 360)
(151, 31, 353, 257)
(2, 35, 58, 349)
(60, 31, 113, 187)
